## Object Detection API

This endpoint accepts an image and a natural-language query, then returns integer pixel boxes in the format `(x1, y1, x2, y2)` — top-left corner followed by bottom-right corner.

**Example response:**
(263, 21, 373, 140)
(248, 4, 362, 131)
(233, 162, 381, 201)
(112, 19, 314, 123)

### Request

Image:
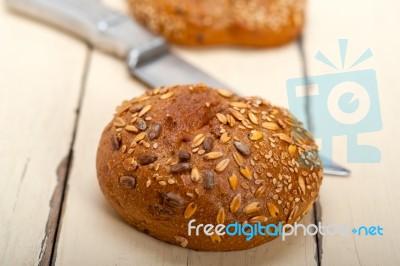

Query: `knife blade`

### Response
(5, 0, 350, 177)
(126, 39, 229, 89)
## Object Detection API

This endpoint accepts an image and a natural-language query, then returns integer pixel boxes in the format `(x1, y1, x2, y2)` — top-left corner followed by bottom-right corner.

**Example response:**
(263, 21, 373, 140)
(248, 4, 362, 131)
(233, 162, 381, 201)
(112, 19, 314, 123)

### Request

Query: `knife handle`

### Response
(5, 0, 165, 58)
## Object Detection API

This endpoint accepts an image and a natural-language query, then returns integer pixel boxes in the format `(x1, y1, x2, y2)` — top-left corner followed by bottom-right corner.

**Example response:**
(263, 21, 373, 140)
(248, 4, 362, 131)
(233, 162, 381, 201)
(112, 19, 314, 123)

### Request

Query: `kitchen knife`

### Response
(5, 0, 350, 177)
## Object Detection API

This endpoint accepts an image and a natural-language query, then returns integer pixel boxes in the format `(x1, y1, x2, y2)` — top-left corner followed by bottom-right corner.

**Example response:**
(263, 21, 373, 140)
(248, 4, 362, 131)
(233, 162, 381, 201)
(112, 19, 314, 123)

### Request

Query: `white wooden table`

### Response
(1, 0, 399, 265)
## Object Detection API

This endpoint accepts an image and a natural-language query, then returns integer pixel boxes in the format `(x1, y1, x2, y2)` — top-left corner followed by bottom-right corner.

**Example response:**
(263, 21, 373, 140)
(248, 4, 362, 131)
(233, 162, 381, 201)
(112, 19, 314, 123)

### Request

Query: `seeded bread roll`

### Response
(96, 84, 323, 251)
(127, 0, 306, 47)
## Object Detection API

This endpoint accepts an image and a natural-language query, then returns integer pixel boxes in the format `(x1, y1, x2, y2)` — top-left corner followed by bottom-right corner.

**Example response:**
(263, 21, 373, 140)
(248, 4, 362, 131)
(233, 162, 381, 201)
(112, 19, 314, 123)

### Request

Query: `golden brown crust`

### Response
(96, 84, 323, 251)
(127, 0, 306, 47)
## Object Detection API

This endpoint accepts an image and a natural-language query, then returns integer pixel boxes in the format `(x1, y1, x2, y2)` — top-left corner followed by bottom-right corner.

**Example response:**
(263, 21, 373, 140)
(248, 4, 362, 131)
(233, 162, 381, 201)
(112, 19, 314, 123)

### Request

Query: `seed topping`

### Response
(230, 102, 249, 109)
(230, 194, 242, 213)
(249, 216, 268, 223)
(192, 134, 205, 148)
(123, 158, 138, 171)
(215, 159, 230, 172)
(119, 176, 136, 189)
(226, 114, 236, 127)
(204, 151, 223, 160)
(298, 176, 306, 194)
(170, 163, 192, 174)
(217, 207, 225, 224)
(217, 89, 233, 98)
(240, 166, 252, 179)
(230, 108, 245, 121)
(136, 118, 147, 131)
(249, 130, 263, 141)
(138, 105, 152, 117)
(133, 132, 146, 143)
(233, 152, 243, 166)
(248, 112, 259, 125)
(138, 154, 158, 165)
(220, 132, 231, 143)
(243, 202, 261, 214)
(203, 135, 213, 152)
(129, 104, 144, 113)
(178, 151, 191, 162)
(125, 125, 139, 133)
(184, 203, 197, 218)
(228, 174, 238, 190)
(273, 133, 293, 144)
(255, 186, 266, 197)
(174, 236, 188, 247)
(148, 122, 162, 140)
(203, 169, 215, 190)
(160, 91, 174, 99)
(216, 113, 228, 124)
(191, 167, 200, 182)
(161, 192, 185, 208)
(113, 117, 125, 127)
(234, 141, 251, 156)
(262, 122, 280, 130)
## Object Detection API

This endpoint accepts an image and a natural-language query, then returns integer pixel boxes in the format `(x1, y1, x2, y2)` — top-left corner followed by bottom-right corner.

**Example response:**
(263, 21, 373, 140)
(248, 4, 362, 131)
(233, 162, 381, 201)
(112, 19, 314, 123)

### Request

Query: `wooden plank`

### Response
(0, 3, 88, 266)
(54, 1, 318, 265)
(302, 0, 400, 265)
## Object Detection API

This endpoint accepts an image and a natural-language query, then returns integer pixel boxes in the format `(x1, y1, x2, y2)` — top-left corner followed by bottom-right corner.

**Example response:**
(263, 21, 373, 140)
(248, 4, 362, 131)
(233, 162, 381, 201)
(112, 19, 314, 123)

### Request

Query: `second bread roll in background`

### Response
(127, 0, 306, 47)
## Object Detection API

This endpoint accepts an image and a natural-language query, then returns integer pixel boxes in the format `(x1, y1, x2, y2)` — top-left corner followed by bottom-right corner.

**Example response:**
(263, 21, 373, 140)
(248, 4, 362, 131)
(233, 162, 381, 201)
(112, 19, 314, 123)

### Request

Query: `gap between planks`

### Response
(36, 47, 93, 266)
